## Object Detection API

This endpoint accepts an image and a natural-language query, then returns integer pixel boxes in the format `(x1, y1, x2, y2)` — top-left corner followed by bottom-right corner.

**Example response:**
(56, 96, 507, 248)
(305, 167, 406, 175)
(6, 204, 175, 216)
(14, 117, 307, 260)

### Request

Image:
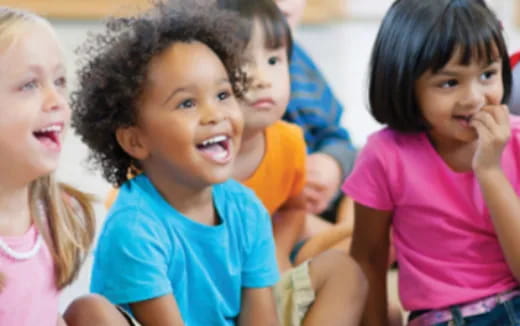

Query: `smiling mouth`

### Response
(196, 135, 232, 164)
(33, 124, 63, 150)
(453, 114, 474, 124)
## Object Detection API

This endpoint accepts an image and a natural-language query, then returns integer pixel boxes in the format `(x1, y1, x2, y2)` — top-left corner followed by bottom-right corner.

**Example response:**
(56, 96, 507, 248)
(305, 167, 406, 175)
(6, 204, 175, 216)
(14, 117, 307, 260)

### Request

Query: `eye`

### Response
(480, 70, 497, 81)
(218, 90, 232, 101)
(268, 56, 279, 66)
(55, 76, 67, 88)
(20, 79, 38, 91)
(177, 98, 195, 109)
(439, 79, 458, 89)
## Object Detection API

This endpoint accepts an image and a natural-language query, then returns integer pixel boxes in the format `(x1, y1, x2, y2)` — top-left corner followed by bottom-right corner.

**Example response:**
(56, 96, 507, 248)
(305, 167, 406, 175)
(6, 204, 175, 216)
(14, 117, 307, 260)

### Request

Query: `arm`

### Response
(350, 203, 392, 326)
(471, 105, 520, 280)
(272, 194, 306, 272)
(478, 170, 520, 280)
(238, 287, 280, 326)
(130, 295, 184, 326)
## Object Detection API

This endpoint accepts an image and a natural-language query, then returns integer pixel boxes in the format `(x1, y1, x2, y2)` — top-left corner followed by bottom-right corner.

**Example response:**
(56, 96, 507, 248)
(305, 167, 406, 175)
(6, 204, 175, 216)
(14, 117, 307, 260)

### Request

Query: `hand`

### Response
(470, 105, 510, 173)
(303, 153, 342, 214)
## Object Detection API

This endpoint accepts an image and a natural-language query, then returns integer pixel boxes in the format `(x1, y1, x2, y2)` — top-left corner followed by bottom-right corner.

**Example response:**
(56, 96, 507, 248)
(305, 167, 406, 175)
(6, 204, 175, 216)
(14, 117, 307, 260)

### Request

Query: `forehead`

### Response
(144, 41, 228, 90)
(0, 22, 65, 71)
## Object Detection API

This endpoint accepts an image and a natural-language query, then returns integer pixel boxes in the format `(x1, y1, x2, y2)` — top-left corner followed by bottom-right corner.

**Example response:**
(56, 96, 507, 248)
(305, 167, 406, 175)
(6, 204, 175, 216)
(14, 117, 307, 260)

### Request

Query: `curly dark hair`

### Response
(72, 0, 247, 186)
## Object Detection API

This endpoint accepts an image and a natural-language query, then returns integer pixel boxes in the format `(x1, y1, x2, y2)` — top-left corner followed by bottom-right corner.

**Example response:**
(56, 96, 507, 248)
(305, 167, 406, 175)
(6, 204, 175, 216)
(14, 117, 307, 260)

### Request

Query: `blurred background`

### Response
(1, 0, 518, 312)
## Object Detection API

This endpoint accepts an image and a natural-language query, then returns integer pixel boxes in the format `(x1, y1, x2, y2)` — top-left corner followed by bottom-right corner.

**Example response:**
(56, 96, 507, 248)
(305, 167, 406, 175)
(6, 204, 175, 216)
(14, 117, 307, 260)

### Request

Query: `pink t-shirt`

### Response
(343, 115, 520, 311)
(0, 225, 59, 325)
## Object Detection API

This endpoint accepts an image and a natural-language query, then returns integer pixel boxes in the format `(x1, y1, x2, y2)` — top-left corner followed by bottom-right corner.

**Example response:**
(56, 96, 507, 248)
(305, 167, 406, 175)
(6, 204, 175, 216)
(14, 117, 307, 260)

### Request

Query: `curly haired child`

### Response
(72, 2, 281, 325)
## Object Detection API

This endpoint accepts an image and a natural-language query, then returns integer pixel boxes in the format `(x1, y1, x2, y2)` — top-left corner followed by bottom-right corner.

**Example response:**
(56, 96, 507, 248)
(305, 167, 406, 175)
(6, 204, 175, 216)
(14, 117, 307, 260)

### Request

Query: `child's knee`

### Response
(309, 250, 368, 298)
(64, 294, 127, 326)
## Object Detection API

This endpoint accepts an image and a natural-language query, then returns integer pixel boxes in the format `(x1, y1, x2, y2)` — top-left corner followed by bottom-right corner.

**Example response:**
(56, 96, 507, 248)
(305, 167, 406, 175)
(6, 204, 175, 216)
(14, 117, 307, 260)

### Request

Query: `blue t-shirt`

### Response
(90, 175, 279, 325)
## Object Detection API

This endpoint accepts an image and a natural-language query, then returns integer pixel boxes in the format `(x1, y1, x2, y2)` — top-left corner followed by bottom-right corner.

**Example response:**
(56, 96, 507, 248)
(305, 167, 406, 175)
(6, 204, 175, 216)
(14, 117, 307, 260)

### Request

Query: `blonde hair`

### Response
(0, 7, 96, 289)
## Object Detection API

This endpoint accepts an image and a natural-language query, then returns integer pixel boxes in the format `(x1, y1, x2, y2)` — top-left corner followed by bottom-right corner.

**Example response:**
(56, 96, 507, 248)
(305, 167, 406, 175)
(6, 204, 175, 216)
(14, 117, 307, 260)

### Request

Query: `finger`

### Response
(470, 117, 492, 140)
(496, 104, 510, 126)
(472, 110, 496, 133)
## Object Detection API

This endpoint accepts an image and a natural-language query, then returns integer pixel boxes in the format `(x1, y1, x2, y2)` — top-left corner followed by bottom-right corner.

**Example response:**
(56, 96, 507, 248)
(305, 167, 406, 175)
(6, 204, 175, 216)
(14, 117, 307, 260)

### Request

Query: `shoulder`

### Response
(365, 127, 423, 150)
(102, 177, 169, 242)
(266, 121, 306, 170)
(267, 121, 305, 147)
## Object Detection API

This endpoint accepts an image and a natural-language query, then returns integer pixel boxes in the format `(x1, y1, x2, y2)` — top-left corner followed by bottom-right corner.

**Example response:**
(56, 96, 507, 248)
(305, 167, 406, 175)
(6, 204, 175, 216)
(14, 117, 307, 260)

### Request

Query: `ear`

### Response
(115, 126, 150, 161)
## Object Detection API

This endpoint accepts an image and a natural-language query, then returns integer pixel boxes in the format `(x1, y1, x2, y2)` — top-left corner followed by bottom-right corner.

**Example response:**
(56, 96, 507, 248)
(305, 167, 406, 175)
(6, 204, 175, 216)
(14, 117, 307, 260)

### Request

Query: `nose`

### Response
(200, 101, 225, 125)
(42, 84, 67, 113)
(459, 81, 485, 109)
(248, 64, 272, 90)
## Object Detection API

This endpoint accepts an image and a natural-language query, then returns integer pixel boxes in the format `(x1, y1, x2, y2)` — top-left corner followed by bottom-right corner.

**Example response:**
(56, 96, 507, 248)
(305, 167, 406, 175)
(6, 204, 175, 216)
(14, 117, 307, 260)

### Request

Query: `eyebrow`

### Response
(162, 78, 231, 105)
(26, 63, 66, 75)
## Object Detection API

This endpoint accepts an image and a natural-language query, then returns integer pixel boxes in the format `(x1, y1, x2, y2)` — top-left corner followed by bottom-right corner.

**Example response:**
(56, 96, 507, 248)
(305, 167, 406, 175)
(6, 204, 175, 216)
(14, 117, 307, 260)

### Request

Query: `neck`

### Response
(239, 128, 265, 156)
(144, 166, 215, 225)
(233, 128, 265, 181)
(0, 183, 31, 236)
(427, 133, 477, 172)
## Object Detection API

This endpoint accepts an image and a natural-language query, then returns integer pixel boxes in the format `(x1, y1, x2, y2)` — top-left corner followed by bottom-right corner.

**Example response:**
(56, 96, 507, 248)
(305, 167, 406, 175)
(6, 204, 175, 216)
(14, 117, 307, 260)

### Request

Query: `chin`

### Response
(207, 169, 234, 185)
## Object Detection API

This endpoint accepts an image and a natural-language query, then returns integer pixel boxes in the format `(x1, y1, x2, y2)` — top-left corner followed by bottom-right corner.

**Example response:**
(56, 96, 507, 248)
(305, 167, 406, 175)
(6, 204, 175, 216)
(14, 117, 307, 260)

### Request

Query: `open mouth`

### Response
(196, 134, 232, 163)
(453, 114, 473, 127)
(33, 124, 62, 150)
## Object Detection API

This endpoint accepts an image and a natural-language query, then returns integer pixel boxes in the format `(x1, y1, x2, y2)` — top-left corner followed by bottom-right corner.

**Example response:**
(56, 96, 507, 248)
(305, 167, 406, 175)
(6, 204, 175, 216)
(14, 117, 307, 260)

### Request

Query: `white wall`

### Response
(348, 0, 517, 25)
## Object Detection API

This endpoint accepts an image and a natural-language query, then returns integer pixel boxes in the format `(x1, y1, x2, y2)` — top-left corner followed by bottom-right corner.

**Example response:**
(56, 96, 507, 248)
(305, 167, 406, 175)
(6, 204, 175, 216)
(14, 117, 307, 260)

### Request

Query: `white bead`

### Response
(0, 233, 42, 260)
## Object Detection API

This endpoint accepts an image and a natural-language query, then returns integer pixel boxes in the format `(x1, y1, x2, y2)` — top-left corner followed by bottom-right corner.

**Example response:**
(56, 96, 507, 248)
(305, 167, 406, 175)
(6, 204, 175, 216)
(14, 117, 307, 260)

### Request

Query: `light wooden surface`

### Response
(0, 0, 151, 19)
(303, 0, 348, 24)
(517, 0, 520, 26)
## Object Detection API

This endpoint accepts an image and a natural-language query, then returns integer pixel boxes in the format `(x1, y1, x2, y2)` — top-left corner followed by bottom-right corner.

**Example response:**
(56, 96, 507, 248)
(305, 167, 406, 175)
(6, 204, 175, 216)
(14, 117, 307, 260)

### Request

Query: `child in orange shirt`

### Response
(217, 1, 367, 325)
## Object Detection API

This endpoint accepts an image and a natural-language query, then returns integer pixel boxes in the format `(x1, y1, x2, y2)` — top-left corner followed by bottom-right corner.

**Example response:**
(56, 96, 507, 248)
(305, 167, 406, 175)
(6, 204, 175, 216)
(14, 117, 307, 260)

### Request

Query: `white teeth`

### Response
(201, 135, 227, 147)
(36, 125, 62, 133)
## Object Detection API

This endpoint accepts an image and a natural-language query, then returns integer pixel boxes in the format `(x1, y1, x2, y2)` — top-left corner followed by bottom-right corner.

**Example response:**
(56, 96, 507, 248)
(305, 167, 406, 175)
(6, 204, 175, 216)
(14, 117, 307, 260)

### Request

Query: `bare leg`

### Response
(303, 250, 368, 326)
(296, 196, 356, 264)
(388, 303, 404, 326)
(64, 294, 131, 326)
(295, 225, 352, 264)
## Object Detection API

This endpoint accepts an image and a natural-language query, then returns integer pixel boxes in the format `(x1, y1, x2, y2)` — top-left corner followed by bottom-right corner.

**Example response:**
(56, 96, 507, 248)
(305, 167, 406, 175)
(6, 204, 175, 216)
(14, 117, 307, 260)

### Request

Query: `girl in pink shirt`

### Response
(0, 7, 135, 326)
(343, 0, 520, 325)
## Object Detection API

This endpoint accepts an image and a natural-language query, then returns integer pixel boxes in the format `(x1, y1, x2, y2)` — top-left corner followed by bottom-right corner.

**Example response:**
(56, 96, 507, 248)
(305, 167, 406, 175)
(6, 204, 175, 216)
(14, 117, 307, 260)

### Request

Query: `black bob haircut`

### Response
(71, 1, 247, 186)
(216, 0, 293, 60)
(369, 0, 512, 132)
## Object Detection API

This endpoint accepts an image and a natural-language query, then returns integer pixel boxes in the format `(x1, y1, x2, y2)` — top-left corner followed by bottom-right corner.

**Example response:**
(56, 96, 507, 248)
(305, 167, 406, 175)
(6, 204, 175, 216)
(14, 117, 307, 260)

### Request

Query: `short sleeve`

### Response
(241, 195, 280, 288)
(342, 131, 395, 211)
(90, 208, 172, 304)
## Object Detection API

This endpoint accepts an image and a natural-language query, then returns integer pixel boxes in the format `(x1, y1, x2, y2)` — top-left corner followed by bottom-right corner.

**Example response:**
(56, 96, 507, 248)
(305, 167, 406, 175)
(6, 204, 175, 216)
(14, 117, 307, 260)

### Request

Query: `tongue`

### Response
(199, 143, 228, 161)
(34, 132, 58, 147)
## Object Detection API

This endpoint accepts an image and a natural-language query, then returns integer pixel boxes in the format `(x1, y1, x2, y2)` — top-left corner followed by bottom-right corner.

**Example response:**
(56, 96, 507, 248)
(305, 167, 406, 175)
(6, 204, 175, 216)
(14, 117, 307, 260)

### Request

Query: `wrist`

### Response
(475, 165, 504, 183)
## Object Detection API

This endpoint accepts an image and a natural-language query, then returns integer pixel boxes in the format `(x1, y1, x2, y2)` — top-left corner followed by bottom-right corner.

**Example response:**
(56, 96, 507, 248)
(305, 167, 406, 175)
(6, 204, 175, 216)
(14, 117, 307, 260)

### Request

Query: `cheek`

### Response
(227, 100, 245, 131)
(488, 83, 504, 104)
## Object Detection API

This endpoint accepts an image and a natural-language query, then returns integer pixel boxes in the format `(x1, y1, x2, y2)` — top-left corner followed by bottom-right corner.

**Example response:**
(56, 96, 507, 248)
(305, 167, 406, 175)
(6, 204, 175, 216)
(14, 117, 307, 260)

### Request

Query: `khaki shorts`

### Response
(274, 261, 316, 326)
(116, 262, 315, 326)
(117, 306, 141, 326)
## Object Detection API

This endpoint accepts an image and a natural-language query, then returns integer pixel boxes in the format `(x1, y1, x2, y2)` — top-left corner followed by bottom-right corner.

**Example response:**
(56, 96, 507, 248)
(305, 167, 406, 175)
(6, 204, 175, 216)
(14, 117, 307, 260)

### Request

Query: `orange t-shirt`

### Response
(243, 121, 306, 215)
(105, 121, 307, 214)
